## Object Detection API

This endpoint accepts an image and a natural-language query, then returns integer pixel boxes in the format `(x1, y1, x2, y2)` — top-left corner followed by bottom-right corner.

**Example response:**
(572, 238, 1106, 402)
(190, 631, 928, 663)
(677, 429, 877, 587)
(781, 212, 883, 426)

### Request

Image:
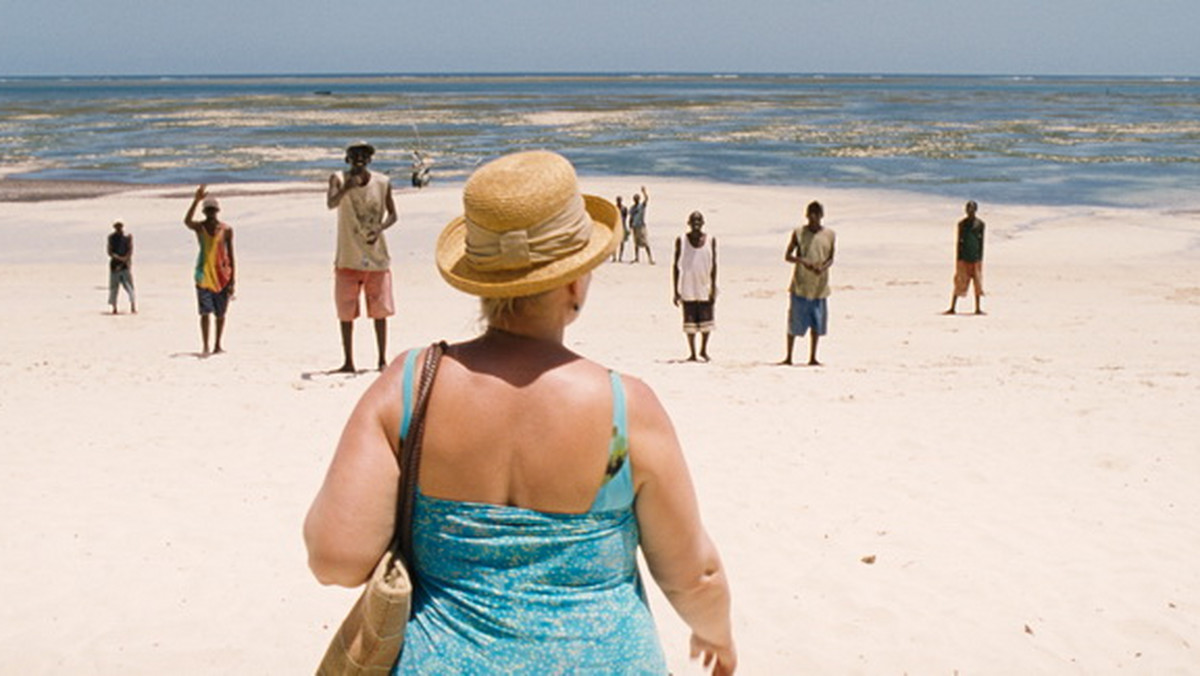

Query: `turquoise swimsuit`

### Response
(393, 349, 667, 674)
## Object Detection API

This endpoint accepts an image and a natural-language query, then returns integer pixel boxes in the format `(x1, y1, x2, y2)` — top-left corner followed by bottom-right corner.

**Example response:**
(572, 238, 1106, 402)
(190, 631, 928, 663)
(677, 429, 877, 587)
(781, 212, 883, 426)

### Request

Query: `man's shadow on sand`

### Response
(300, 368, 372, 381)
(169, 351, 224, 360)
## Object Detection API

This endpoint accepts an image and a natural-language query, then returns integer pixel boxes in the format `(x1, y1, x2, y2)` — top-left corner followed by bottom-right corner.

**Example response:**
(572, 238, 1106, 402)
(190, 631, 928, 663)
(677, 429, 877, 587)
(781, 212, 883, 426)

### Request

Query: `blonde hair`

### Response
(479, 290, 554, 326)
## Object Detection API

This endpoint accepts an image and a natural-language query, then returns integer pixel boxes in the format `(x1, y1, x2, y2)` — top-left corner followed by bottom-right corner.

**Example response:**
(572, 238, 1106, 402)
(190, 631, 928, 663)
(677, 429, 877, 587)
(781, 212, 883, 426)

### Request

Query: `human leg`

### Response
(334, 269, 364, 372)
(971, 264, 985, 314)
(782, 294, 805, 364)
(108, 270, 120, 313)
(123, 271, 137, 313)
(211, 289, 230, 353)
(807, 298, 828, 366)
(374, 318, 388, 370)
(699, 332, 711, 361)
(363, 270, 394, 370)
(196, 287, 214, 354)
(337, 321, 355, 372)
(946, 261, 970, 314)
(214, 316, 226, 353)
(944, 294, 958, 314)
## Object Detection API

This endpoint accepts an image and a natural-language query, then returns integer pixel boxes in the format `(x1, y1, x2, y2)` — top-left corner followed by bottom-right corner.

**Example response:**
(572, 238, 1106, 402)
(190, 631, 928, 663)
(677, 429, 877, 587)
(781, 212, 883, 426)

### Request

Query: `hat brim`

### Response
(436, 194, 618, 298)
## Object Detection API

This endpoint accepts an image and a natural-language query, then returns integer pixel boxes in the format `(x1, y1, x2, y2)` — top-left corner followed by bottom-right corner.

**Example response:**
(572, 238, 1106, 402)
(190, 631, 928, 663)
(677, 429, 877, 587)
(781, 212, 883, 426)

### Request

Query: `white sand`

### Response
(1, 176, 1198, 673)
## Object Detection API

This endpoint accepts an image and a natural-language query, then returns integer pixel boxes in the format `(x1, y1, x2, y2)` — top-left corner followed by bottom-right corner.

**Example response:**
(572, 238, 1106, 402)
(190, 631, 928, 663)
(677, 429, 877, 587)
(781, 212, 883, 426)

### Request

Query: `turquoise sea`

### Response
(1, 73, 1197, 208)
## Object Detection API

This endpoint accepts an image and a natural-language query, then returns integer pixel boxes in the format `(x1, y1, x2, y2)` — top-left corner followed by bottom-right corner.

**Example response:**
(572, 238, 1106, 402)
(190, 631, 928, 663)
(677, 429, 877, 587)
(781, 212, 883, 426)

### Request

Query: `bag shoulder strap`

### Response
(398, 348, 421, 442)
(391, 341, 447, 566)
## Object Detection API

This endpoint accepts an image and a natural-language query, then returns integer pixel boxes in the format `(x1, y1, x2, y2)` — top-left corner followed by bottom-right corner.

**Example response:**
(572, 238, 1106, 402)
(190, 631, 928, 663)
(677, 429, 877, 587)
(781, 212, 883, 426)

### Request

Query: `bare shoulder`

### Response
(617, 373, 675, 444)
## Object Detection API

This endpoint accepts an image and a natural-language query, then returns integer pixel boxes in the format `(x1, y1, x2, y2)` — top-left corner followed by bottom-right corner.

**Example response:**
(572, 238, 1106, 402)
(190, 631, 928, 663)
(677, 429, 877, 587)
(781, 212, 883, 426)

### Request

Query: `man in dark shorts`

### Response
(673, 211, 717, 361)
(183, 185, 236, 356)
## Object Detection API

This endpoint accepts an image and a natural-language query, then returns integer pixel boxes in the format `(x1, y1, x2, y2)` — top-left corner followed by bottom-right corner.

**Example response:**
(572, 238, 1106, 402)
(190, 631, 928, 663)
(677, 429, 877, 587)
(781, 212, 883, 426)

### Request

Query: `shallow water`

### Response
(2, 73, 1198, 207)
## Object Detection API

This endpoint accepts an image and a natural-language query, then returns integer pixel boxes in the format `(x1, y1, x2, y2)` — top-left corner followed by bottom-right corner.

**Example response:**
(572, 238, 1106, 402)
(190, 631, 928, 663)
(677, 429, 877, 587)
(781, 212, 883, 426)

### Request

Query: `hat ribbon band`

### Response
(465, 194, 591, 272)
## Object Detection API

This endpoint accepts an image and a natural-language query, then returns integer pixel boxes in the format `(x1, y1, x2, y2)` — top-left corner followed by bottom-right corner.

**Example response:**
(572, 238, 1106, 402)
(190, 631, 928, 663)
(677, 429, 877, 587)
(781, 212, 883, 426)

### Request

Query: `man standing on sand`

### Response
(944, 200, 986, 315)
(107, 220, 136, 314)
(781, 201, 835, 366)
(183, 186, 235, 356)
(327, 141, 398, 372)
(612, 195, 629, 262)
(628, 186, 655, 264)
(673, 211, 717, 362)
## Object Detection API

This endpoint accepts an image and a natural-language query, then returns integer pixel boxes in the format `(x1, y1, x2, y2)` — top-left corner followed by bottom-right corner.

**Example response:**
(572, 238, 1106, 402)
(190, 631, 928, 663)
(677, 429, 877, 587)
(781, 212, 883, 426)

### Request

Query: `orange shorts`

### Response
(953, 260, 984, 297)
(335, 268, 394, 321)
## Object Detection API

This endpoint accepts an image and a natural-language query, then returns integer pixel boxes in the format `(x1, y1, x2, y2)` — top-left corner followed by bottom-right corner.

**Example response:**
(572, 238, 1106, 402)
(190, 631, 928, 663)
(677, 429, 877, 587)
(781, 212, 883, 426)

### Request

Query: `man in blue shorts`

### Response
(781, 201, 835, 366)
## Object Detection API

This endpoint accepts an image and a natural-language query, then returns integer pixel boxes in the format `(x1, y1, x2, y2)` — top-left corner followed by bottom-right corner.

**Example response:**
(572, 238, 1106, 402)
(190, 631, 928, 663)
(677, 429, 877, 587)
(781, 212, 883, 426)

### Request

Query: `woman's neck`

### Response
(485, 322, 564, 345)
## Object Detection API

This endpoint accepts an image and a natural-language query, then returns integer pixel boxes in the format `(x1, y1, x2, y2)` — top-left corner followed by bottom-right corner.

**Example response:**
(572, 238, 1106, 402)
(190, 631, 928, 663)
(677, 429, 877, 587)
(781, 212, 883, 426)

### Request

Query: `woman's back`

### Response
(419, 332, 621, 514)
(395, 335, 667, 673)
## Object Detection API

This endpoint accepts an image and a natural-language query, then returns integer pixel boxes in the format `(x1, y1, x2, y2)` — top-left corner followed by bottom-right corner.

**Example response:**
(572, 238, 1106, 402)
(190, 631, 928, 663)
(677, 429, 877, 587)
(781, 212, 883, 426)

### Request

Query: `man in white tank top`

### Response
(672, 211, 717, 362)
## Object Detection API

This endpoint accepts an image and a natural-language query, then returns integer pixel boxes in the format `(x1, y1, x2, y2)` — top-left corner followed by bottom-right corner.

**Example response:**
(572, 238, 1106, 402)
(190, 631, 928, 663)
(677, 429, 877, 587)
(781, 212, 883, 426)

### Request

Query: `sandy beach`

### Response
(1, 175, 1198, 674)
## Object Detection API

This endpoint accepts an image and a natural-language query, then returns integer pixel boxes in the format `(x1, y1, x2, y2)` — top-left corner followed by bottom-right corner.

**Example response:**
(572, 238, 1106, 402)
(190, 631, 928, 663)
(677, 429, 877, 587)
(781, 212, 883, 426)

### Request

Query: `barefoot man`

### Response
(183, 186, 235, 356)
(781, 201, 835, 366)
(673, 211, 717, 362)
(944, 200, 986, 315)
(326, 141, 398, 372)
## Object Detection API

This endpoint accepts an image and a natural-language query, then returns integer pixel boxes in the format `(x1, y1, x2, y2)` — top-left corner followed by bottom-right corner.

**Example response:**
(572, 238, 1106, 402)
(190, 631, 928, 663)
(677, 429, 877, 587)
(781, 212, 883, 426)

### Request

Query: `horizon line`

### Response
(1, 70, 1196, 81)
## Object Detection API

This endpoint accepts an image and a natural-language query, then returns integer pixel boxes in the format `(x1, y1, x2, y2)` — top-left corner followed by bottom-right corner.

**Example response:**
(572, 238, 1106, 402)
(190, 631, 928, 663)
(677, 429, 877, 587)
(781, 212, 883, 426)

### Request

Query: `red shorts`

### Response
(335, 268, 395, 321)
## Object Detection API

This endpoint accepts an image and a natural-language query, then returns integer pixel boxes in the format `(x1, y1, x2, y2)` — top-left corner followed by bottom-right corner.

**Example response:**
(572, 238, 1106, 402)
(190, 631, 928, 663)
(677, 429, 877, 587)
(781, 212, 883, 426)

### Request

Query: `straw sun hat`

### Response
(436, 150, 618, 298)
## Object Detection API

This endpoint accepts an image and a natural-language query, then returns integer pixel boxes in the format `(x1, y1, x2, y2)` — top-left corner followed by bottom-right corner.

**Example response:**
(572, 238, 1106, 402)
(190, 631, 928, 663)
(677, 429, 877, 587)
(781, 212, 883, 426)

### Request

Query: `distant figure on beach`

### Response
(944, 200, 986, 315)
(106, 220, 136, 314)
(327, 141, 398, 372)
(411, 150, 432, 189)
(628, 186, 655, 264)
(183, 186, 235, 356)
(305, 151, 736, 675)
(612, 195, 629, 262)
(781, 201, 835, 366)
(673, 211, 717, 362)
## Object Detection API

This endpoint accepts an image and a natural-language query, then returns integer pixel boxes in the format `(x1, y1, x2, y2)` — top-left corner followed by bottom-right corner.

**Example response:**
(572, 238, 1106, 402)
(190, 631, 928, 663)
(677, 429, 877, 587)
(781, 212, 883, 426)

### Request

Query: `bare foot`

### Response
(333, 362, 356, 374)
(942, 309, 956, 315)
(777, 358, 793, 366)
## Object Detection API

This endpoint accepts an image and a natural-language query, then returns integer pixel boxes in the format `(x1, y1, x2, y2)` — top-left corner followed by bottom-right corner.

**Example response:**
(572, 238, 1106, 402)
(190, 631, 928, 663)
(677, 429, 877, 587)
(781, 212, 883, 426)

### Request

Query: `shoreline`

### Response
(5, 172, 1200, 212)
(0, 176, 334, 203)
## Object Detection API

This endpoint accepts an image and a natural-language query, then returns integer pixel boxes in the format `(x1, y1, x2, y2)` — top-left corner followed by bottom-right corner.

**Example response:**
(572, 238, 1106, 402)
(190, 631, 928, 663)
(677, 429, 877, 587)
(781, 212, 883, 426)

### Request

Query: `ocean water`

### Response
(1, 73, 1197, 208)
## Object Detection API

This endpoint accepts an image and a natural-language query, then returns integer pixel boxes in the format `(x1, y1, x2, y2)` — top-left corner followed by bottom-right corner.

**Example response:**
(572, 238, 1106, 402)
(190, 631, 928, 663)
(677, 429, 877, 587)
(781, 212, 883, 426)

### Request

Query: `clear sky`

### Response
(2, 0, 1198, 77)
